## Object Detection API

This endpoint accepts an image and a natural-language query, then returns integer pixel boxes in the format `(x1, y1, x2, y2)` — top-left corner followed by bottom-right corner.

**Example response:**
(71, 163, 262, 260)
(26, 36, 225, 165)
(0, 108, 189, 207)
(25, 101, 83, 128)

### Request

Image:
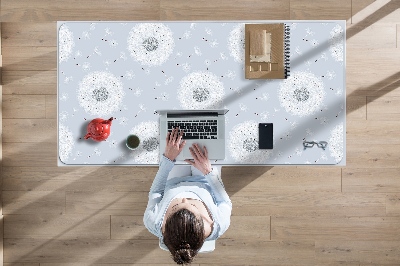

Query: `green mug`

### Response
(126, 134, 140, 150)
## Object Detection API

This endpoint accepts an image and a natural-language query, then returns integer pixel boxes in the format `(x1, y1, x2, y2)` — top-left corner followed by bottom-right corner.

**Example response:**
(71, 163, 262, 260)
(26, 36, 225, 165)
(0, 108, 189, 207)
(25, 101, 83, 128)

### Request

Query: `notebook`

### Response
(156, 109, 228, 160)
(245, 23, 290, 79)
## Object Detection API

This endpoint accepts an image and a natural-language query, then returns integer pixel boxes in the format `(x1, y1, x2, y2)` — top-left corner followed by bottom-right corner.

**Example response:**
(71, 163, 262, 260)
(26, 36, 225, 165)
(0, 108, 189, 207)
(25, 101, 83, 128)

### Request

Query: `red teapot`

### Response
(84, 117, 114, 142)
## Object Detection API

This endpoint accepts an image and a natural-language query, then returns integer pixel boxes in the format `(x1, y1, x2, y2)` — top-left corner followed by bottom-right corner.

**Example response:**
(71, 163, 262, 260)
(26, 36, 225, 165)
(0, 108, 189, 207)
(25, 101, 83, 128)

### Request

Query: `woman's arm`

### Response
(143, 155, 174, 236)
(143, 128, 186, 236)
(205, 167, 232, 237)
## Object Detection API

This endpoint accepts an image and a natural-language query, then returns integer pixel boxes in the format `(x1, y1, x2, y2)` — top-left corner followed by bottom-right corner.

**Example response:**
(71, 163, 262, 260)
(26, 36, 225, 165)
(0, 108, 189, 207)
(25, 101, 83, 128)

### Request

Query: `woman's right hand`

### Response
(184, 144, 212, 175)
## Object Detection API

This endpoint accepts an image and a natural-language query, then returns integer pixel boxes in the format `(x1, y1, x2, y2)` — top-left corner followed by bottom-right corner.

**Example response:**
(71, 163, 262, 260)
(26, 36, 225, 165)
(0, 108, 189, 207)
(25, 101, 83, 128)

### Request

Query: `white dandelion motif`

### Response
(119, 116, 129, 126)
(59, 92, 69, 101)
(110, 39, 118, 47)
(125, 70, 135, 80)
(228, 121, 273, 163)
(329, 24, 344, 62)
(225, 70, 236, 80)
(129, 121, 160, 164)
(220, 52, 228, 60)
(82, 62, 91, 71)
(205, 28, 213, 35)
(82, 31, 90, 40)
(228, 23, 245, 62)
(278, 71, 325, 117)
(59, 123, 74, 163)
(183, 30, 191, 39)
(78, 71, 125, 116)
(194, 46, 202, 56)
(239, 103, 248, 111)
(181, 62, 191, 72)
(165, 76, 174, 85)
(120, 52, 127, 61)
(94, 148, 101, 156)
(178, 71, 225, 109)
(108, 139, 118, 148)
(329, 123, 344, 163)
(59, 24, 75, 63)
(127, 23, 174, 66)
(310, 39, 319, 47)
(260, 111, 270, 121)
(59, 111, 68, 121)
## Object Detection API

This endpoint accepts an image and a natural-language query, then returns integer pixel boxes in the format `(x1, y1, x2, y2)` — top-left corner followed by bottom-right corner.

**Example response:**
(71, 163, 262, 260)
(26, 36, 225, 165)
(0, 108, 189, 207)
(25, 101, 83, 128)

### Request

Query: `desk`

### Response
(57, 21, 346, 166)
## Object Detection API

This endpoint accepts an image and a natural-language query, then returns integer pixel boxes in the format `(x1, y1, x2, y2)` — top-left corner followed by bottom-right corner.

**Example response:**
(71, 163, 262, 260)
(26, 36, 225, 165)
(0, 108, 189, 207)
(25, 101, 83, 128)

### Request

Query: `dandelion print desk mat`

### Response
(57, 21, 346, 166)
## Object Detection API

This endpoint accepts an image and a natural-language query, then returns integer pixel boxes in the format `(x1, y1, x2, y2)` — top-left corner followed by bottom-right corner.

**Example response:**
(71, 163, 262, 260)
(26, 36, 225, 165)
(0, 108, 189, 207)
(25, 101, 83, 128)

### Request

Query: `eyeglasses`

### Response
(303, 141, 328, 150)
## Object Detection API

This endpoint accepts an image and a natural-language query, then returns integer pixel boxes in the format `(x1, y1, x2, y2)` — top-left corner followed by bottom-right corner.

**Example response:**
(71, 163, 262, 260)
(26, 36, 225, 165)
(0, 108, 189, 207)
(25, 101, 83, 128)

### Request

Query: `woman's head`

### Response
(163, 208, 206, 264)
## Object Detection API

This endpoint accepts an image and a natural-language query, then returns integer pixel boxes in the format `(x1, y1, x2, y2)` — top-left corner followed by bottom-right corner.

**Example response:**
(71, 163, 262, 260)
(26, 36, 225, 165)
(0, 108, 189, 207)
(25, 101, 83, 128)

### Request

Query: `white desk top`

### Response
(57, 21, 346, 166)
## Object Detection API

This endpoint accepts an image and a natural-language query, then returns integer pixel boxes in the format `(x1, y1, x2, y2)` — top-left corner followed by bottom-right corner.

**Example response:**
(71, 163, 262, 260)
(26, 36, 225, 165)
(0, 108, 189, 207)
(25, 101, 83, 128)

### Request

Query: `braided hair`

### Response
(163, 208, 206, 264)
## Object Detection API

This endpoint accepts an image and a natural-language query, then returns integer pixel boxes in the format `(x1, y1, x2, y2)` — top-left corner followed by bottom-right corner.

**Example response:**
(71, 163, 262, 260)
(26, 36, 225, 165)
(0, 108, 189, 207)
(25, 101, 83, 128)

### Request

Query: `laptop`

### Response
(156, 109, 229, 160)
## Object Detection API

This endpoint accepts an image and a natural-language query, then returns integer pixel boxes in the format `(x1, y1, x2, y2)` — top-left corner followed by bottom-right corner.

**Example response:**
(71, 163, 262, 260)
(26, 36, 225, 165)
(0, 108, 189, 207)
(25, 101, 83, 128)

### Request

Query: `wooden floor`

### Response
(1, 0, 400, 265)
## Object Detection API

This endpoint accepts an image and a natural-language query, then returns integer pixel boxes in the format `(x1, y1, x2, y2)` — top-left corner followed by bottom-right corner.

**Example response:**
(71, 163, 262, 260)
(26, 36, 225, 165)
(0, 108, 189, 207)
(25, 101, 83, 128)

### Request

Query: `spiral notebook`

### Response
(245, 23, 290, 79)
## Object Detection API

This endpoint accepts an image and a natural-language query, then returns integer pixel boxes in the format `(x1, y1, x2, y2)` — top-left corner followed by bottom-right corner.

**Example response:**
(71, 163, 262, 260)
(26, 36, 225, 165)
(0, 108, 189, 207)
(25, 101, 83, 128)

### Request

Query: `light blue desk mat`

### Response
(57, 21, 346, 166)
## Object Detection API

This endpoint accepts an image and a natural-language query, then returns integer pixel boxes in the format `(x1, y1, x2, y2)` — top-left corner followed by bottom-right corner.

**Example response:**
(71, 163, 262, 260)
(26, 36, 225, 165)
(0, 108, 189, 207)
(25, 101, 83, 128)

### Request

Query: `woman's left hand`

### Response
(164, 127, 186, 161)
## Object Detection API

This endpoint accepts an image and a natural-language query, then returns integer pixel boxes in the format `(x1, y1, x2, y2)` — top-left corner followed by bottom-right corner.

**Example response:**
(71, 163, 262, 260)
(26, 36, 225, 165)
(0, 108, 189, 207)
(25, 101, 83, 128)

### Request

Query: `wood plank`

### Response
(2, 191, 65, 215)
(367, 96, 400, 120)
(346, 49, 400, 97)
(66, 191, 148, 216)
(347, 23, 396, 49)
(231, 192, 386, 217)
(45, 95, 56, 118)
(2, 95, 46, 119)
(346, 96, 366, 120)
(351, 0, 376, 24)
(4, 214, 110, 240)
(223, 166, 341, 194)
(346, 120, 400, 145)
(0, 0, 160, 22)
(346, 143, 400, 168)
(222, 216, 270, 240)
(4, 238, 315, 264)
(41, 264, 195, 266)
(351, 0, 400, 25)
(290, 0, 351, 20)
(4, 263, 39, 266)
(2, 142, 57, 167)
(2, 119, 56, 143)
(273, 216, 400, 241)
(2, 70, 56, 95)
(2, 166, 156, 192)
(1, 23, 56, 46)
(2, 50, 57, 71)
(386, 194, 400, 216)
(111, 216, 154, 240)
(343, 168, 400, 193)
(316, 240, 400, 264)
(160, 0, 290, 20)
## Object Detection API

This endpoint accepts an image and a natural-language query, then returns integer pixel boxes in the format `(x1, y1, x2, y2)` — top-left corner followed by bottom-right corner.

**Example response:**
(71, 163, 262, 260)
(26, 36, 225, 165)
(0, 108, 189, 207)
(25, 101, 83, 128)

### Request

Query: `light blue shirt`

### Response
(144, 155, 232, 241)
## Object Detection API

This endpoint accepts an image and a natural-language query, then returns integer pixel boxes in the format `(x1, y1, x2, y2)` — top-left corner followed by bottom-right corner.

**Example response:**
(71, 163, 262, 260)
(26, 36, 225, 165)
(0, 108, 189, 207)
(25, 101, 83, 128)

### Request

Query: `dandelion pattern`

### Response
(329, 123, 344, 163)
(58, 21, 345, 165)
(78, 71, 125, 116)
(228, 121, 273, 163)
(59, 123, 74, 163)
(279, 71, 325, 117)
(129, 121, 160, 164)
(178, 71, 225, 109)
(59, 24, 75, 62)
(228, 23, 245, 62)
(127, 23, 174, 66)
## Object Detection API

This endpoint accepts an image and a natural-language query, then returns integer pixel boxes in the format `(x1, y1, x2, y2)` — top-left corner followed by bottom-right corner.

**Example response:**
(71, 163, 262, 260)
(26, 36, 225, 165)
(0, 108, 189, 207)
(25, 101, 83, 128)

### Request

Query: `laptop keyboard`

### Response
(168, 120, 218, 139)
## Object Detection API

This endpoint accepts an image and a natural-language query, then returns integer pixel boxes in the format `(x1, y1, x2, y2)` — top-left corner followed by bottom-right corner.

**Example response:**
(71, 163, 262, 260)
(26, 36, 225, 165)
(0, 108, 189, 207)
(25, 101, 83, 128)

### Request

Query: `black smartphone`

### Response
(258, 123, 273, 149)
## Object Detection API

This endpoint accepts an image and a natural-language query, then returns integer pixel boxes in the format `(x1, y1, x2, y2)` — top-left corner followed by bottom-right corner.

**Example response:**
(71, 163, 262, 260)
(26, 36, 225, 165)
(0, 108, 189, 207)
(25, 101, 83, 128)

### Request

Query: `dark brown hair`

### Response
(163, 208, 206, 265)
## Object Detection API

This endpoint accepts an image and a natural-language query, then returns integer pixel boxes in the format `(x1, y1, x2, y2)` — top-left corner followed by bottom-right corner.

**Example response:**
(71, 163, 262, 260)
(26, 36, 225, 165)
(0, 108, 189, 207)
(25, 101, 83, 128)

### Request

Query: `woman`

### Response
(144, 127, 232, 264)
